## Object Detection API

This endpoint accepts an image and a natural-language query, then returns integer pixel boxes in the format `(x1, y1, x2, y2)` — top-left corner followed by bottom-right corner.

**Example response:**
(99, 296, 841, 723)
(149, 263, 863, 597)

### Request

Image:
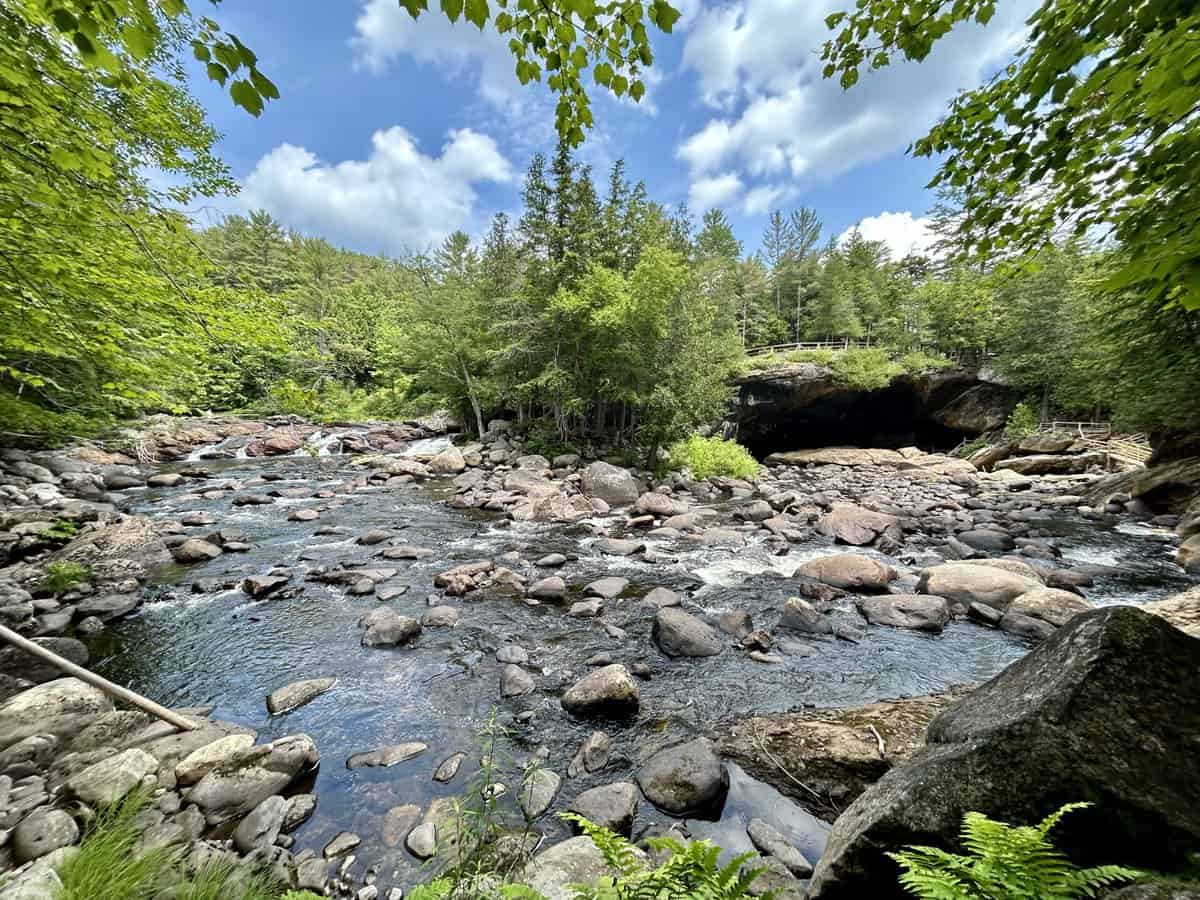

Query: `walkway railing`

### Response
(1036, 421, 1152, 468)
(744, 338, 872, 357)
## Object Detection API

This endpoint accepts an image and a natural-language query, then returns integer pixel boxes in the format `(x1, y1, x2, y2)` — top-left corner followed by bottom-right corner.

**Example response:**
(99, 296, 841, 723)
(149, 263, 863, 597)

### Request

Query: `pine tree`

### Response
(695, 208, 742, 261)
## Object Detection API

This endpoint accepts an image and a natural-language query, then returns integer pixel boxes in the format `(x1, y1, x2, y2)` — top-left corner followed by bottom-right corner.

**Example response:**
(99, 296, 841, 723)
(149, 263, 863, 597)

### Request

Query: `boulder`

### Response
(172, 538, 222, 563)
(175, 733, 257, 784)
(266, 677, 336, 715)
(522, 835, 642, 900)
(581, 462, 639, 507)
(360, 609, 422, 647)
(1143, 586, 1200, 638)
(653, 608, 723, 658)
(995, 452, 1106, 475)
(636, 737, 728, 816)
(0, 638, 87, 685)
(807, 607, 1200, 899)
(584, 577, 628, 599)
(346, 742, 427, 769)
(529, 576, 568, 601)
(519, 768, 561, 819)
(817, 504, 902, 547)
(765, 448, 905, 467)
(65, 747, 158, 804)
(429, 446, 467, 474)
(1178, 534, 1200, 575)
(857, 595, 950, 633)
(0, 677, 112, 751)
(1018, 434, 1077, 453)
(568, 781, 638, 836)
(233, 795, 288, 853)
(13, 809, 79, 863)
(641, 587, 681, 608)
(798, 554, 892, 592)
(1008, 587, 1092, 629)
(561, 665, 639, 719)
(956, 528, 1016, 553)
(186, 733, 318, 825)
(916, 563, 1041, 611)
(747, 818, 813, 877)
(635, 492, 688, 517)
(501, 665, 535, 698)
(778, 597, 833, 635)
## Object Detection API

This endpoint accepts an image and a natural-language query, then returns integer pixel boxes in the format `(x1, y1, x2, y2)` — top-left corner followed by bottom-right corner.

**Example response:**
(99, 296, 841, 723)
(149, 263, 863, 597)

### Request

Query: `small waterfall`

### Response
(307, 432, 346, 456)
(401, 435, 453, 457)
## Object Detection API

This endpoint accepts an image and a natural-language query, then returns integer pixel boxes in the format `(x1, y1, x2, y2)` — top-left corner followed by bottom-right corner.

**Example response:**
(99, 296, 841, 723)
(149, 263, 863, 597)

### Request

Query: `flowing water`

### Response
(87, 452, 1193, 889)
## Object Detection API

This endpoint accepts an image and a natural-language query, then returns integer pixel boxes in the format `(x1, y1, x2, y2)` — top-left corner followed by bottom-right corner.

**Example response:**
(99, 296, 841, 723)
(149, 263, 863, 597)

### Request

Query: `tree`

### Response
(822, 0, 1200, 309)
(695, 209, 742, 262)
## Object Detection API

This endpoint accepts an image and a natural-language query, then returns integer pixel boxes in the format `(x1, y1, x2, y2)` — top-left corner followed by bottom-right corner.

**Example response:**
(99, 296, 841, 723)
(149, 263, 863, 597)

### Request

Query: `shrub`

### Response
(954, 436, 991, 459)
(785, 349, 836, 366)
(889, 802, 1141, 900)
(830, 348, 904, 391)
(40, 560, 91, 594)
(898, 350, 954, 374)
(38, 518, 79, 541)
(1004, 401, 1040, 439)
(669, 435, 760, 481)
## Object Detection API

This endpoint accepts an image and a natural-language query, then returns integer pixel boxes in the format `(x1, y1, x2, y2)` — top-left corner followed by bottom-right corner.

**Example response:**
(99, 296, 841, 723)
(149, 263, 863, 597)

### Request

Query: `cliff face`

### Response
(731, 364, 1020, 457)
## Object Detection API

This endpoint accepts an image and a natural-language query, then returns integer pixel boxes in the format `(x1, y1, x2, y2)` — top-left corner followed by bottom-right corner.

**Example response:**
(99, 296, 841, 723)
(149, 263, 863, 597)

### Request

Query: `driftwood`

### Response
(0, 623, 198, 732)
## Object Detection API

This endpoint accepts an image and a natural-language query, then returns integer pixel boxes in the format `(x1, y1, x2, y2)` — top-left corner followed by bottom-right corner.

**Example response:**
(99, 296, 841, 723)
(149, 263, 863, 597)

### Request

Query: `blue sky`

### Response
(187, 0, 1034, 259)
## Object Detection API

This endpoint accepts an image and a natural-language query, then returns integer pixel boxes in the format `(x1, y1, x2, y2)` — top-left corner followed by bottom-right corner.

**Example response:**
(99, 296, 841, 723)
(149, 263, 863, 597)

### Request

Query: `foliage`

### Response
(1004, 402, 1040, 440)
(669, 435, 760, 481)
(953, 436, 991, 459)
(564, 813, 775, 900)
(830, 348, 903, 391)
(822, 0, 1200, 311)
(888, 802, 1141, 900)
(38, 519, 80, 542)
(898, 350, 953, 374)
(40, 561, 92, 595)
(173, 863, 281, 900)
(786, 349, 836, 366)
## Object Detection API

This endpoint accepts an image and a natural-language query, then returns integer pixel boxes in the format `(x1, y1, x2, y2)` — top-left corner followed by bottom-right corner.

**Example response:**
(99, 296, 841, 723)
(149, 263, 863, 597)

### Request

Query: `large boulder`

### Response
(0, 677, 112, 751)
(567, 781, 639, 837)
(429, 445, 467, 474)
(186, 733, 318, 825)
(857, 595, 950, 633)
(916, 563, 1041, 611)
(817, 504, 902, 547)
(799, 554, 892, 592)
(1008, 587, 1092, 629)
(807, 607, 1200, 899)
(1143, 586, 1200, 638)
(995, 451, 1105, 475)
(522, 836, 644, 900)
(636, 737, 728, 816)
(581, 462, 639, 508)
(652, 608, 723, 658)
(561, 665, 639, 719)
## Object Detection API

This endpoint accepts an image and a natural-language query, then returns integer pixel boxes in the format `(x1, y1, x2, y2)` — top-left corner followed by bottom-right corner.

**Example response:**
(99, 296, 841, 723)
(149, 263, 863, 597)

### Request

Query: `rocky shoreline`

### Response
(0, 415, 1197, 898)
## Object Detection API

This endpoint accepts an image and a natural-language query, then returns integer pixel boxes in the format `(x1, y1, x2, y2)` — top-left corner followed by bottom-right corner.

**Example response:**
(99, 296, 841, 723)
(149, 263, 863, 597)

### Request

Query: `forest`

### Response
(3, 0, 1200, 452)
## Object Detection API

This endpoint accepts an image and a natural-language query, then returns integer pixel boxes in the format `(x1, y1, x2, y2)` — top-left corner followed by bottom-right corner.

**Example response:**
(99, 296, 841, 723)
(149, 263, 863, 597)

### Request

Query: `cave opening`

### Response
(735, 380, 970, 459)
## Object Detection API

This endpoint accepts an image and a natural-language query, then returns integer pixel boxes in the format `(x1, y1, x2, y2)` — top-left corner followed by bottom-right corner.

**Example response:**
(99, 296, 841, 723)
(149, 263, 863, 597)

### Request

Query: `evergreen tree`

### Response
(695, 209, 742, 262)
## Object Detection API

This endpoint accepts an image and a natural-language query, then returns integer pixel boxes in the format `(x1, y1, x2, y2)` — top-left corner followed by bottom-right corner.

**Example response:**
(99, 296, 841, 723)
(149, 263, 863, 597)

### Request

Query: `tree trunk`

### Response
(460, 358, 485, 437)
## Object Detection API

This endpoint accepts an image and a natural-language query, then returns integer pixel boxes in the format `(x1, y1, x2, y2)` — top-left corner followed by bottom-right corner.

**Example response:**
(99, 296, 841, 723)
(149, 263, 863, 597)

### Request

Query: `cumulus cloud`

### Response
(351, 0, 520, 108)
(240, 126, 514, 254)
(676, 0, 1037, 211)
(689, 172, 744, 210)
(838, 211, 938, 259)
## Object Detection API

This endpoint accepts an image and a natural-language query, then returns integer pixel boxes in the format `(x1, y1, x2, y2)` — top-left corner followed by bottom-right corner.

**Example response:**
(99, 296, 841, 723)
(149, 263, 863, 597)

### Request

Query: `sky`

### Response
(185, 0, 1035, 260)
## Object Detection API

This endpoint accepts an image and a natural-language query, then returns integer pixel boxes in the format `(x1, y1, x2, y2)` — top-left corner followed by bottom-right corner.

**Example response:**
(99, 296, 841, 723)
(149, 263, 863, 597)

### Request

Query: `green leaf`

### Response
(593, 62, 613, 85)
(399, 0, 428, 17)
(464, 0, 489, 29)
(629, 79, 645, 101)
(250, 69, 280, 100)
(206, 62, 228, 86)
(441, 0, 465, 23)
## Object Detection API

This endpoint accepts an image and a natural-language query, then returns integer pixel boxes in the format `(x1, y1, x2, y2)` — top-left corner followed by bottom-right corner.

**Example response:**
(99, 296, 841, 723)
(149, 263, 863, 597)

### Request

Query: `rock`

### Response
(381, 545, 435, 560)
(568, 731, 611, 777)
(429, 446, 467, 474)
(405, 821, 437, 859)
(243, 574, 289, 598)
(74, 593, 140, 621)
(147, 472, 184, 488)
(807, 608, 1200, 899)
(1143, 586, 1200, 638)
(995, 451, 1106, 475)
(640, 587, 680, 608)
(568, 599, 603, 618)
(282, 794, 317, 832)
(233, 795, 288, 853)
(636, 738, 727, 816)
(66, 747, 157, 804)
(0, 639, 87, 685)
(561, 665, 639, 719)
(798, 554, 892, 592)
(187, 733, 318, 825)
(766, 448, 905, 467)
(718, 609, 754, 639)
(653, 607, 723, 657)
(175, 733, 256, 785)
(501, 665, 535, 698)
(635, 492, 687, 517)
(956, 528, 1016, 552)
(594, 538, 644, 556)
(998, 610, 1056, 640)
(519, 768, 562, 818)
(422, 606, 460, 627)
(1008, 587, 1093, 628)
(778, 597, 833, 635)
(522, 835, 642, 900)
(171, 538, 222, 563)
(817, 504, 902, 546)
(360, 609, 422, 647)
(346, 742, 428, 769)
(536, 553, 568, 568)
(323, 831, 362, 858)
(496, 645, 529, 665)
(747, 818, 813, 877)
(581, 462, 640, 507)
(382, 803, 421, 848)
(1177, 535, 1200, 574)
(266, 678, 336, 715)
(13, 809, 79, 863)
(857, 595, 950, 633)
(529, 576, 568, 601)
(288, 508, 320, 522)
(568, 781, 639, 837)
(433, 752, 466, 783)
(1018, 433, 1076, 453)
(0, 678, 112, 751)
(917, 563, 1042, 611)
(584, 577, 628, 599)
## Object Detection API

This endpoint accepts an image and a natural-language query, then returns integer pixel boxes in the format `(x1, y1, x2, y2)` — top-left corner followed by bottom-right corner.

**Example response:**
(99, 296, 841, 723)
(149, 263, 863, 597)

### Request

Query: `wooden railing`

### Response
(1036, 420, 1113, 439)
(1035, 421, 1152, 468)
(744, 338, 872, 357)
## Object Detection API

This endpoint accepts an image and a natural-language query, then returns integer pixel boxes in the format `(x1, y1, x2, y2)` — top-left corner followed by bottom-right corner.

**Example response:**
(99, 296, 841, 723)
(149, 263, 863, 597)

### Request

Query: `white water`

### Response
(401, 434, 453, 456)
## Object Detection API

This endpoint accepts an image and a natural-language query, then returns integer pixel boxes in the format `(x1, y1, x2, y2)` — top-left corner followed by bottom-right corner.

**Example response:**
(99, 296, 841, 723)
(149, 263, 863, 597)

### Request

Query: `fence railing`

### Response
(744, 338, 872, 357)
(1036, 421, 1152, 468)
(1036, 420, 1113, 439)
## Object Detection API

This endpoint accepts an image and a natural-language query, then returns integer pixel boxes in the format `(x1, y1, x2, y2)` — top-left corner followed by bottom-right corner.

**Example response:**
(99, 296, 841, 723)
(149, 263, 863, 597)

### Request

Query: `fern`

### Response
(889, 802, 1143, 900)
(562, 814, 776, 900)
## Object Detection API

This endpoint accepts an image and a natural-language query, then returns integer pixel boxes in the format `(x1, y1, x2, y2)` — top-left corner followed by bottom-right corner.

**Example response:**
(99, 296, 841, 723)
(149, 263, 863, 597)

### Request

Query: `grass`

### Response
(668, 435, 760, 481)
(56, 788, 323, 900)
(40, 561, 92, 595)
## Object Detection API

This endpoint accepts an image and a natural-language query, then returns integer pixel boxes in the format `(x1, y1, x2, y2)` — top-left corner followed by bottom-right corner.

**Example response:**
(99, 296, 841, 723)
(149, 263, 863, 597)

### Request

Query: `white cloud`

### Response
(838, 211, 938, 259)
(351, 0, 519, 109)
(689, 172, 744, 210)
(240, 126, 514, 254)
(677, 0, 1037, 213)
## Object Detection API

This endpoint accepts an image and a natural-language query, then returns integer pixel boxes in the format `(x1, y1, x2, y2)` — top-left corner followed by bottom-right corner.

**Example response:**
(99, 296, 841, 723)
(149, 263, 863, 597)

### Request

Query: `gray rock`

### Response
(501, 665, 535, 698)
(798, 554, 892, 592)
(382, 803, 422, 848)
(916, 563, 1041, 611)
(1009, 587, 1093, 628)
(581, 462, 640, 507)
(536, 554, 568, 568)
(360, 609, 421, 647)
(584, 577, 628, 599)
(529, 576, 567, 601)
(233, 795, 288, 853)
(641, 587, 680, 608)
(561, 665, 639, 719)
(266, 677, 336, 715)
(72, 593, 139, 621)
(323, 831, 361, 858)
(636, 737, 728, 816)
(13, 809, 79, 863)
(282, 794, 317, 832)
(595, 538, 644, 556)
(174, 733, 256, 785)
(422, 605, 460, 627)
(519, 768, 562, 818)
(65, 747, 157, 804)
(346, 742, 427, 769)
(0, 639, 87, 685)
(172, 538, 222, 563)
(186, 733, 318, 825)
(857, 595, 951, 633)
(568, 731, 611, 777)
(429, 446, 467, 474)
(522, 835, 642, 900)
(568, 781, 638, 836)
(496, 645, 529, 665)
(406, 821, 437, 859)
(653, 607, 723, 657)
(567, 599, 603, 618)
(433, 752, 466, 783)
(242, 574, 289, 598)
(778, 597, 833, 635)
(807, 607, 1200, 899)
(747, 818, 813, 876)
(957, 528, 1016, 552)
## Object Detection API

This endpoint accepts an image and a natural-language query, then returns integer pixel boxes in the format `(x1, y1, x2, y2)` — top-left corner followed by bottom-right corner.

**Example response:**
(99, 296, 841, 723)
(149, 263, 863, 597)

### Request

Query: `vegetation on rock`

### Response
(669, 435, 761, 481)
